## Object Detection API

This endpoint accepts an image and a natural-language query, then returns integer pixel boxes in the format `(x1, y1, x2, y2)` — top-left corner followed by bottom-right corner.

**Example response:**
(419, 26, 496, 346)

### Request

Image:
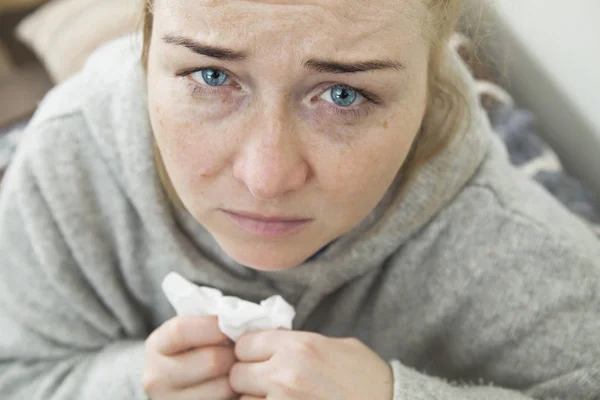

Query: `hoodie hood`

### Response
(35, 34, 492, 325)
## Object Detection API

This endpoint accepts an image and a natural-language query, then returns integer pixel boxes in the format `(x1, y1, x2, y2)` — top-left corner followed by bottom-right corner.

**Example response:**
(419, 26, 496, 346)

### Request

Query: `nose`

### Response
(232, 106, 309, 200)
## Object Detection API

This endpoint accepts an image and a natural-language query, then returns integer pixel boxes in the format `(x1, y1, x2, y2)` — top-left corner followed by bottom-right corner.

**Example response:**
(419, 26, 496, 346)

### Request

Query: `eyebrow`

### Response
(303, 59, 405, 74)
(162, 34, 405, 73)
(163, 34, 248, 61)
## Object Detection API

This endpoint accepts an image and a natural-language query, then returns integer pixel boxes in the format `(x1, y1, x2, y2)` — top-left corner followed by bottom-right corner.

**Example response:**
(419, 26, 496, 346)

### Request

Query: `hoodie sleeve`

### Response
(0, 117, 149, 400)
(386, 206, 600, 400)
(389, 360, 533, 399)
(390, 349, 599, 400)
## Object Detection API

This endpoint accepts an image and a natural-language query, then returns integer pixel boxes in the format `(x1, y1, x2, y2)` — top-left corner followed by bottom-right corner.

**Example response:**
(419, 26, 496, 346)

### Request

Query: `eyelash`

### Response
(176, 67, 381, 119)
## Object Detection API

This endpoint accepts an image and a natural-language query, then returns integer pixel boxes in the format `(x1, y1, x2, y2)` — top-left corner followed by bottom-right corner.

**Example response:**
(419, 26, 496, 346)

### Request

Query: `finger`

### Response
(235, 330, 313, 362)
(234, 330, 282, 362)
(239, 397, 265, 400)
(166, 345, 236, 388)
(148, 316, 231, 355)
(176, 375, 237, 400)
(229, 361, 269, 397)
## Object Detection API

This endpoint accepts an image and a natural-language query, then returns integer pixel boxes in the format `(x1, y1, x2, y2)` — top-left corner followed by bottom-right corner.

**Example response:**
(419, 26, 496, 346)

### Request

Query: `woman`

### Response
(1, 0, 599, 399)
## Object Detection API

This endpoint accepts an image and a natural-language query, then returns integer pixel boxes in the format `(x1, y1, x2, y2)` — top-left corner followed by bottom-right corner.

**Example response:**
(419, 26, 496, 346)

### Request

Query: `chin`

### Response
(233, 249, 306, 271)
(218, 240, 311, 271)
(239, 258, 300, 271)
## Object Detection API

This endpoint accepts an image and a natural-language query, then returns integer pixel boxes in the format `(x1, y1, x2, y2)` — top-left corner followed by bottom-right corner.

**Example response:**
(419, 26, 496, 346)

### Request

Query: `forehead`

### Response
(153, 0, 427, 57)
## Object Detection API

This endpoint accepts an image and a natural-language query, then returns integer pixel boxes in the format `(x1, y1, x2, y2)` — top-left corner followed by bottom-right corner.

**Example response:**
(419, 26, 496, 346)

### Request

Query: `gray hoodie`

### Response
(1, 35, 599, 400)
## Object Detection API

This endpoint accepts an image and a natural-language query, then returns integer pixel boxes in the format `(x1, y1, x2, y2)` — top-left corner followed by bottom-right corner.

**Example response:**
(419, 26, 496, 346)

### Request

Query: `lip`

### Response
(221, 209, 313, 238)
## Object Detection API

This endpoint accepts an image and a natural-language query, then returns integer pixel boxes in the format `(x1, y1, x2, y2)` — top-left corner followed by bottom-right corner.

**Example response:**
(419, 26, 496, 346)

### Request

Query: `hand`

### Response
(143, 316, 237, 400)
(230, 330, 394, 400)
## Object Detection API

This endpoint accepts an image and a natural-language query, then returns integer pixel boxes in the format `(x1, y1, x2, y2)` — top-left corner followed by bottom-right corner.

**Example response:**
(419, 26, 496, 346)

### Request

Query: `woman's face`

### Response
(147, 0, 430, 270)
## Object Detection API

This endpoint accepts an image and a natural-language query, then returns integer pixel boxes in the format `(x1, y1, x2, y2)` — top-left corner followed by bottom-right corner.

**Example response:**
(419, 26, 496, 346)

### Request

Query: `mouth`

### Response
(221, 209, 313, 238)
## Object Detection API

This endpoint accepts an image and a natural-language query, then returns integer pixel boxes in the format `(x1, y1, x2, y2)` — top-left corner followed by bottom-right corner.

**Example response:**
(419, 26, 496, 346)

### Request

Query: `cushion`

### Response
(16, 0, 140, 83)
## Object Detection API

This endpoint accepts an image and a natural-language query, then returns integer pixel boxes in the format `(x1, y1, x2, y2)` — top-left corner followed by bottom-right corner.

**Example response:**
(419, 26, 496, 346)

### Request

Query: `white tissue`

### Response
(161, 272, 296, 341)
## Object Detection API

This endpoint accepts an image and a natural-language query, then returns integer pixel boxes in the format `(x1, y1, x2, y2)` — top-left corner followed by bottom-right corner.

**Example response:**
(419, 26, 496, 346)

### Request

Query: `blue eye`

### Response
(195, 68, 229, 86)
(327, 85, 359, 107)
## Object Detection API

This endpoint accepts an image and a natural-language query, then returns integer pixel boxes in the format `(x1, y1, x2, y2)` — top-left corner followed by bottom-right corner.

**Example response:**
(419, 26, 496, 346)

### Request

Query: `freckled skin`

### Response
(147, 0, 430, 270)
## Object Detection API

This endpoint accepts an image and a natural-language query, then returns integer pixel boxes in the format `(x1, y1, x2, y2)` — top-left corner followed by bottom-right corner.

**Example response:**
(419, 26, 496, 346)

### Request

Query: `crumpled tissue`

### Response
(162, 272, 296, 341)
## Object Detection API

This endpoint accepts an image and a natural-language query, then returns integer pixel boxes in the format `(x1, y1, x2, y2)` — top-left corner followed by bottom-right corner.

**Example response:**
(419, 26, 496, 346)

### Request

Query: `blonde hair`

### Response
(142, 0, 470, 200)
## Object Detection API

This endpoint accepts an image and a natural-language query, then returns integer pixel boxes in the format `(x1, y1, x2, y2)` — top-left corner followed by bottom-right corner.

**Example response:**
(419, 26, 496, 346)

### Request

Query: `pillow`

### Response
(16, 0, 140, 83)
(0, 0, 46, 13)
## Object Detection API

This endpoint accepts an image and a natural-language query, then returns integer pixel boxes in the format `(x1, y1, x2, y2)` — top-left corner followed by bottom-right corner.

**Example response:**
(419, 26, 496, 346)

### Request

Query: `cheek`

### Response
(148, 72, 248, 176)
(319, 110, 422, 209)
(149, 95, 237, 184)
(332, 133, 411, 189)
